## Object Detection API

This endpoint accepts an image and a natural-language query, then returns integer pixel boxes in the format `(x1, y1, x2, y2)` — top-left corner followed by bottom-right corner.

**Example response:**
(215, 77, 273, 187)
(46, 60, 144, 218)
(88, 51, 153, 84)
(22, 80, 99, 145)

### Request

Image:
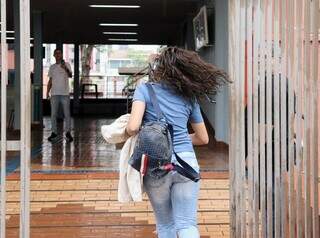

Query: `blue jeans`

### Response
(50, 95, 71, 134)
(144, 152, 200, 238)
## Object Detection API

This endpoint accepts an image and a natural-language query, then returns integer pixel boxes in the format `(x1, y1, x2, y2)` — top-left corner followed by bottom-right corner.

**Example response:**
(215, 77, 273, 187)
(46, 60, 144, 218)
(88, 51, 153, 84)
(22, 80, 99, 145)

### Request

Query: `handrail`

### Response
(123, 65, 149, 90)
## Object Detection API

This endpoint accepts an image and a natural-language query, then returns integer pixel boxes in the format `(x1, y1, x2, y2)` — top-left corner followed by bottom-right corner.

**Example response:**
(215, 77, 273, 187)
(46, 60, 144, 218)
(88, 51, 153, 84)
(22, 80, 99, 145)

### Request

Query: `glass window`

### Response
(110, 60, 120, 69)
(121, 60, 131, 67)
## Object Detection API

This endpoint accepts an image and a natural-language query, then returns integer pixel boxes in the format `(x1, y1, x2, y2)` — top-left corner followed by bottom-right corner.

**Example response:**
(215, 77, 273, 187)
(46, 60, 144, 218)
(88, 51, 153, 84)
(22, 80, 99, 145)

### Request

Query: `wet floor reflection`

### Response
(21, 117, 228, 172)
(30, 117, 120, 171)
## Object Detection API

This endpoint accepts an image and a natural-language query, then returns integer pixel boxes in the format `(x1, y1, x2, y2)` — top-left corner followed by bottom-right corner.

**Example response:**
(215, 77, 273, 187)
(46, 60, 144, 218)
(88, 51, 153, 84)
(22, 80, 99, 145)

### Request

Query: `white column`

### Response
(1, 0, 8, 237)
(19, 0, 31, 237)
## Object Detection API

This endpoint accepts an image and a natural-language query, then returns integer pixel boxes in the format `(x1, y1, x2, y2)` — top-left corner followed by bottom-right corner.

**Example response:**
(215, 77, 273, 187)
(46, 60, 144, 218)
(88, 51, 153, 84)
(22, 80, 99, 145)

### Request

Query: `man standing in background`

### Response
(46, 48, 73, 142)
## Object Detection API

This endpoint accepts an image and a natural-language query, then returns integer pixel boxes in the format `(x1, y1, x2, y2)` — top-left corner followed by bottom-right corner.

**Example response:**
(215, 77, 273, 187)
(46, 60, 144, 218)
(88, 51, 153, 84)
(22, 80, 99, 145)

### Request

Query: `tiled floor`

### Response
(5, 174, 229, 238)
(2, 117, 229, 237)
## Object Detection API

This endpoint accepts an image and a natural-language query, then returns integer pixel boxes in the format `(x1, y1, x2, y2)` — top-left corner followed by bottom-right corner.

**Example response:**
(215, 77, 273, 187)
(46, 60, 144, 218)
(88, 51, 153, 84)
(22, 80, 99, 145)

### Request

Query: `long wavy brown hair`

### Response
(150, 46, 231, 100)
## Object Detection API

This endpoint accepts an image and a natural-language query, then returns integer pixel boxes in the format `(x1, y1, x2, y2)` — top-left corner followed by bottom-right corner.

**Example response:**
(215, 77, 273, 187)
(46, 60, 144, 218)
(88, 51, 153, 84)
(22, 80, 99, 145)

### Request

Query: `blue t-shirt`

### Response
(133, 82, 203, 153)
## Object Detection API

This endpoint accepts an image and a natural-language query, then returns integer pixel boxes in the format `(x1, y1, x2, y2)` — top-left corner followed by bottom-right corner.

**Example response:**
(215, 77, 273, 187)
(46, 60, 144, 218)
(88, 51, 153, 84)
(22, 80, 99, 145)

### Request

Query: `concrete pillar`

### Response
(195, 0, 230, 143)
(13, 0, 20, 130)
(212, 0, 229, 143)
(32, 11, 43, 125)
(184, 17, 195, 50)
(73, 44, 80, 114)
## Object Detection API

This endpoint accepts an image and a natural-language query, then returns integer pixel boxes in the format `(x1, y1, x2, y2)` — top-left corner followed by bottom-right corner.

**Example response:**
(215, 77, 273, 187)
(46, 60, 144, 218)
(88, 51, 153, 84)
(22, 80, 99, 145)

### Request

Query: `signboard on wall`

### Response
(193, 6, 209, 50)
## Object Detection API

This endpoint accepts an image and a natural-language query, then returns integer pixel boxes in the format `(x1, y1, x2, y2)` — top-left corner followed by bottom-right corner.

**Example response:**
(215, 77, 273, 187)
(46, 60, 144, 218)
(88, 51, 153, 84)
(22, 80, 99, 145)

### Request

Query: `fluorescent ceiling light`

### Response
(103, 32, 137, 35)
(0, 31, 14, 33)
(108, 38, 138, 42)
(99, 23, 138, 27)
(89, 5, 140, 8)
(6, 37, 34, 40)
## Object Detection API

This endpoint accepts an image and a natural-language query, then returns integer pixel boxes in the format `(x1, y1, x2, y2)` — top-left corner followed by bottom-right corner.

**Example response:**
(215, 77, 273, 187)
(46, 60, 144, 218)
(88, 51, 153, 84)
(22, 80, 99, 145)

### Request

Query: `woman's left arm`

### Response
(126, 101, 146, 136)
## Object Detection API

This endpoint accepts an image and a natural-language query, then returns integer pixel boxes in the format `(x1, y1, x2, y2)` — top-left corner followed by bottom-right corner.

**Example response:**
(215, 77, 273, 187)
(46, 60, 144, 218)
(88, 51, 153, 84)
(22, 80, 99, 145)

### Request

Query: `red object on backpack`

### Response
(140, 154, 149, 176)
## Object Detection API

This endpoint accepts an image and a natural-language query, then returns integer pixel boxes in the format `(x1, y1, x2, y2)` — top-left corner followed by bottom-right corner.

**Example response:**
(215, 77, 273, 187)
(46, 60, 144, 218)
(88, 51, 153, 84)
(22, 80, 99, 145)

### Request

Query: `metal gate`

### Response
(1, 0, 31, 237)
(229, 0, 319, 237)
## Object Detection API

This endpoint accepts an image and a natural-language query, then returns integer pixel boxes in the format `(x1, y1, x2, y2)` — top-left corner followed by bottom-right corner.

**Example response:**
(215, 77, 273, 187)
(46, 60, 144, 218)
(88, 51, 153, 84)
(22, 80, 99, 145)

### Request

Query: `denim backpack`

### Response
(128, 83, 200, 182)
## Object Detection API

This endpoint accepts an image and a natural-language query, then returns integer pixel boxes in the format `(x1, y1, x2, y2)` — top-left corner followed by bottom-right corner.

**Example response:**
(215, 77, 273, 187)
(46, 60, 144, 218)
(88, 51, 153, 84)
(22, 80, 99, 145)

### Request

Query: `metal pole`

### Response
(33, 11, 43, 124)
(13, 0, 20, 130)
(1, 0, 8, 236)
(19, 0, 31, 237)
(73, 43, 80, 114)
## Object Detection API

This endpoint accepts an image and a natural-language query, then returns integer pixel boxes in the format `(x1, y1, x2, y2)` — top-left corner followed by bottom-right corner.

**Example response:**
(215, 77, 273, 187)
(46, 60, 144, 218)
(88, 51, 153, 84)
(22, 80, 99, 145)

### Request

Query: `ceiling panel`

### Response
(6, 0, 201, 44)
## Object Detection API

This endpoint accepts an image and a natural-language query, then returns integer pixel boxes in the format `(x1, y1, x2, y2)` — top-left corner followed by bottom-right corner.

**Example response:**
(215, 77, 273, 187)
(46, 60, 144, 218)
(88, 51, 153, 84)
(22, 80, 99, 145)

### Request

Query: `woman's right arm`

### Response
(126, 83, 147, 136)
(189, 122, 209, 145)
(126, 101, 146, 136)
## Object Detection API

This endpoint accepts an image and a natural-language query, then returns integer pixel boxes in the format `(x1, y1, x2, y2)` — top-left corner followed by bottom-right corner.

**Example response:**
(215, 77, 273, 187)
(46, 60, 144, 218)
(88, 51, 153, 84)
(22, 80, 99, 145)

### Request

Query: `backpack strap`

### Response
(145, 83, 165, 121)
(168, 124, 200, 182)
(173, 153, 201, 182)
